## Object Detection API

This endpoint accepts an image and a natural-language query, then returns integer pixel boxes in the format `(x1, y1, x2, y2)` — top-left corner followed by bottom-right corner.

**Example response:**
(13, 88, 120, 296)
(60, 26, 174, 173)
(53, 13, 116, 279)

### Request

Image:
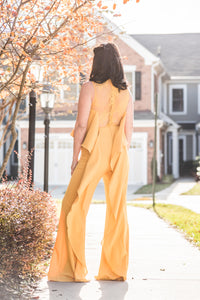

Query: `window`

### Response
(125, 72, 133, 94)
(169, 85, 187, 115)
(172, 89, 184, 111)
(135, 71, 141, 100)
(19, 98, 27, 112)
(18, 96, 28, 115)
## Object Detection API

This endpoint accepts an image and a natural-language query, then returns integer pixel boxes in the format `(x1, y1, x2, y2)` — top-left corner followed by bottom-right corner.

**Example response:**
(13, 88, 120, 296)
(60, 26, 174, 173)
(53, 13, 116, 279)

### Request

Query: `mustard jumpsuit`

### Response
(48, 79, 130, 282)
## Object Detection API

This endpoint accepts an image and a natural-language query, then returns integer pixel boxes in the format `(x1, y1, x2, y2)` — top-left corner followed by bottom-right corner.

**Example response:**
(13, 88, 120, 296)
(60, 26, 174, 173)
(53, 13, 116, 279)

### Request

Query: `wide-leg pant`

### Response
(48, 126, 129, 282)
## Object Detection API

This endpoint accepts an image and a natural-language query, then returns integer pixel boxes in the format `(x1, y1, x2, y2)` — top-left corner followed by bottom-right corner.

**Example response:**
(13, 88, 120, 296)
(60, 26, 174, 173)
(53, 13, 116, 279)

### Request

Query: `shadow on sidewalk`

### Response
(48, 281, 84, 300)
(47, 280, 128, 300)
(98, 281, 128, 300)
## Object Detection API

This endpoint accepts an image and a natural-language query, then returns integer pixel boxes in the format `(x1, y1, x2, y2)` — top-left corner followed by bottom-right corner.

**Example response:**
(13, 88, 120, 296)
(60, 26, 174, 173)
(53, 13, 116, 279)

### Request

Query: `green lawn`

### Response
(134, 183, 172, 194)
(130, 203, 200, 249)
(181, 183, 200, 195)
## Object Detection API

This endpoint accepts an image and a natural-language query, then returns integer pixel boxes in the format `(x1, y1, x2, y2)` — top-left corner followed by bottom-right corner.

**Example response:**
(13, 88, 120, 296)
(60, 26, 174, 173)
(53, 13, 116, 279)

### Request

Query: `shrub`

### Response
(0, 156, 57, 288)
(194, 156, 200, 181)
(162, 174, 174, 184)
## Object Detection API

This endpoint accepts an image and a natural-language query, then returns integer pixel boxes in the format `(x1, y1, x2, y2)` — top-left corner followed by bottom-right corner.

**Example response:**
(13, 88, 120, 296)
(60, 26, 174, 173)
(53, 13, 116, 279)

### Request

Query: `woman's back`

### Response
(91, 79, 129, 128)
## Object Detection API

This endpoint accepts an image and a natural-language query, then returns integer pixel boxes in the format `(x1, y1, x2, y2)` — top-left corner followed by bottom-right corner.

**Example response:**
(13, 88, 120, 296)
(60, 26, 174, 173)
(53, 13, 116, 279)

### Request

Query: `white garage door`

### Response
(34, 132, 147, 186)
(34, 133, 73, 186)
(128, 132, 147, 185)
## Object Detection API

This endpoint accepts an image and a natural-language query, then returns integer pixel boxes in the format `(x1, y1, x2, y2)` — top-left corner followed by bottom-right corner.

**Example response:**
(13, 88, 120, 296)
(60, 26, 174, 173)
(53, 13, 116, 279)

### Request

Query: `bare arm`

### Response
(71, 81, 94, 175)
(124, 92, 134, 149)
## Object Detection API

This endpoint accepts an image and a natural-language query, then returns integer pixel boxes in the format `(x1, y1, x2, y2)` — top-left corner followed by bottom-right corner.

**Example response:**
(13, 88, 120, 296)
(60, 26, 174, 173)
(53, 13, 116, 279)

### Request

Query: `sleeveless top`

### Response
(72, 79, 129, 163)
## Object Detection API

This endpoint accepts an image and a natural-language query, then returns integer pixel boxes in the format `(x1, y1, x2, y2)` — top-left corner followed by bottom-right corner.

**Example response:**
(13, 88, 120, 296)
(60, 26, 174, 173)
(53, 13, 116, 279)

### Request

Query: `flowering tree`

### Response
(0, 0, 138, 179)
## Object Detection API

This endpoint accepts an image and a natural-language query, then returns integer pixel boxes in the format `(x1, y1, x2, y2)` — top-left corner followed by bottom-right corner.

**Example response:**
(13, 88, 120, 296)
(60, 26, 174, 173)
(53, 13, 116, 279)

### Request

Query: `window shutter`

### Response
(135, 71, 141, 100)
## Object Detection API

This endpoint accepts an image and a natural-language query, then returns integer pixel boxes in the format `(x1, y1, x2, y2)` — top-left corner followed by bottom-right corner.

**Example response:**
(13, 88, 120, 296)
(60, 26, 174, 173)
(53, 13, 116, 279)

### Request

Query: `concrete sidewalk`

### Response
(33, 204, 200, 300)
(130, 178, 200, 214)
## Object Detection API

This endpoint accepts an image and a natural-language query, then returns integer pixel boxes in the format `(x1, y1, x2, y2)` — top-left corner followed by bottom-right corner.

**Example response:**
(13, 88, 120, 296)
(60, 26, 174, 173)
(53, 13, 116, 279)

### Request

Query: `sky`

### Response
(104, 0, 200, 34)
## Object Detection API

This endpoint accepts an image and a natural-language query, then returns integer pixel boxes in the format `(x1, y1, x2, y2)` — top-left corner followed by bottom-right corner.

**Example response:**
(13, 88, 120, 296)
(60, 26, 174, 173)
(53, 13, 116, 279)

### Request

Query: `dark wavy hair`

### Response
(89, 43, 128, 91)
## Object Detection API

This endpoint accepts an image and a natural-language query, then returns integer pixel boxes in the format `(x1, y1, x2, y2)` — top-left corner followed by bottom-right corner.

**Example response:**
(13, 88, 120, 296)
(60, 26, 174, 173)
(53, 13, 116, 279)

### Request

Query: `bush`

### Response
(0, 158, 57, 287)
(194, 156, 200, 181)
(162, 174, 174, 184)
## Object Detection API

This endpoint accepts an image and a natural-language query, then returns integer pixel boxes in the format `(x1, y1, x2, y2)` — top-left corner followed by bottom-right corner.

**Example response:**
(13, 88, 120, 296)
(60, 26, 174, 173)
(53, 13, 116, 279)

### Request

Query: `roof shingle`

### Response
(132, 33, 200, 76)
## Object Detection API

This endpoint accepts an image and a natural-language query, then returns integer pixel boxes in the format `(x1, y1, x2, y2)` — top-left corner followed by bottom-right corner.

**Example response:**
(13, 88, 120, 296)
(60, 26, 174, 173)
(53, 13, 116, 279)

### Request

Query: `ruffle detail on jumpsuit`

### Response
(68, 109, 129, 281)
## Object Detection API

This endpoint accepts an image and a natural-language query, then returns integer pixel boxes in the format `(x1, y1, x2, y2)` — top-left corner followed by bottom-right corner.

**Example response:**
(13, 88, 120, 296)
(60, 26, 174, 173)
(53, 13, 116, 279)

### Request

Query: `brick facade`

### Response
(115, 38, 152, 111)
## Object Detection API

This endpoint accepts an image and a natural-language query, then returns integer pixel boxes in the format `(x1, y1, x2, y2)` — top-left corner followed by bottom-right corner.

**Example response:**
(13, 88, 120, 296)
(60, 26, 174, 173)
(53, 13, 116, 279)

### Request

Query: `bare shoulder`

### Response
(81, 81, 94, 91)
(80, 81, 94, 98)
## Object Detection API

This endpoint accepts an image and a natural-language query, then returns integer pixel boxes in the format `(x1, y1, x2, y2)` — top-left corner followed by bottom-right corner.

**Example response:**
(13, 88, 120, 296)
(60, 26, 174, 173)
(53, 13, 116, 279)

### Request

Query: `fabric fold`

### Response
(110, 114, 127, 171)
(70, 110, 99, 154)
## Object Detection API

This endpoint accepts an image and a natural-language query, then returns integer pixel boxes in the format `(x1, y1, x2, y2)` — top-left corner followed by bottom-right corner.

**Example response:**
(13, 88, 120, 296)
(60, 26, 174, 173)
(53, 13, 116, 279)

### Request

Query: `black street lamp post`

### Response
(40, 89, 55, 193)
(28, 90, 36, 187)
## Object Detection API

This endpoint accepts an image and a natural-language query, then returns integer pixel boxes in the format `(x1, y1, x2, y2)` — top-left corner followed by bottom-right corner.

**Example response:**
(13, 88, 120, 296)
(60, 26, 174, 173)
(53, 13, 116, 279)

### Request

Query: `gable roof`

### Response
(131, 33, 200, 76)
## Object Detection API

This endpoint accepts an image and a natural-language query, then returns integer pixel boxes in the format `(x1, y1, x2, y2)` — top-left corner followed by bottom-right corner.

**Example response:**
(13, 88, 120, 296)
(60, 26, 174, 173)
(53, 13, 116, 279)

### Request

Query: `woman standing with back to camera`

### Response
(48, 43, 133, 282)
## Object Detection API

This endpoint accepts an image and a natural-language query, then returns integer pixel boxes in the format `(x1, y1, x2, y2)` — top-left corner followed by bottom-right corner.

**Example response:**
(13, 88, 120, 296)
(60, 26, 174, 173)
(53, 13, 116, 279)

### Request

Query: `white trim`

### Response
(151, 66, 154, 112)
(171, 76, 200, 80)
(17, 125, 21, 175)
(134, 119, 163, 128)
(124, 65, 136, 100)
(164, 132, 167, 174)
(131, 132, 148, 185)
(178, 135, 187, 161)
(198, 136, 200, 156)
(169, 84, 187, 115)
(124, 65, 136, 72)
(103, 16, 159, 65)
(16, 120, 76, 129)
(198, 85, 200, 114)
(159, 112, 180, 129)
(157, 122, 161, 177)
(163, 83, 167, 114)
(193, 132, 196, 159)
(119, 33, 159, 66)
(172, 128, 179, 178)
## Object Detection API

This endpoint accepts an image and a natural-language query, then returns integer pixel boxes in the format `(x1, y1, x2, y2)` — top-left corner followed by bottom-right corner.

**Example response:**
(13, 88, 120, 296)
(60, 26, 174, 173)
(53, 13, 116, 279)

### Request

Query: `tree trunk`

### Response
(0, 62, 31, 180)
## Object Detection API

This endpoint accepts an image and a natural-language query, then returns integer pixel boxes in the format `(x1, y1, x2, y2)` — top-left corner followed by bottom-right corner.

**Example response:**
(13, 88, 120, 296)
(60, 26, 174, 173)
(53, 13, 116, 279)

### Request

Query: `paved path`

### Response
(129, 178, 200, 214)
(33, 204, 200, 300)
(157, 178, 200, 214)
